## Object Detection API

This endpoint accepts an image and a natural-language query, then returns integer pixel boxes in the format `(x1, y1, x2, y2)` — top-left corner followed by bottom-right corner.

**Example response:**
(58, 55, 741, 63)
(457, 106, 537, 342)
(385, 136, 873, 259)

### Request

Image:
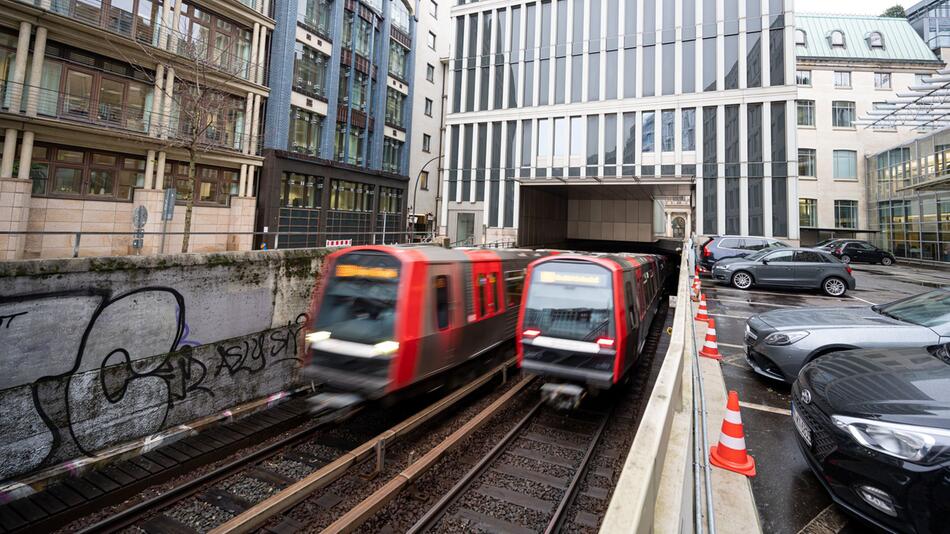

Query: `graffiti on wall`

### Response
(0, 288, 307, 477)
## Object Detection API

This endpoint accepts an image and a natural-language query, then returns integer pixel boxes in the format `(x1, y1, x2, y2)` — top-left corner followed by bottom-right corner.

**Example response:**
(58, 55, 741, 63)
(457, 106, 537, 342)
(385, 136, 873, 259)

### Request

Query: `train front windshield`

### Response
(524, 262, 615, 341)
(314, 252, 400, 345)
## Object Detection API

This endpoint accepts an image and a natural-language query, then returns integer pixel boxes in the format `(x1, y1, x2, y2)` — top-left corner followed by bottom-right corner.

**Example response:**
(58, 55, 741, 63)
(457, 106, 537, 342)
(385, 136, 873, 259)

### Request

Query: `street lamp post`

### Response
(409, 154, 442, 240)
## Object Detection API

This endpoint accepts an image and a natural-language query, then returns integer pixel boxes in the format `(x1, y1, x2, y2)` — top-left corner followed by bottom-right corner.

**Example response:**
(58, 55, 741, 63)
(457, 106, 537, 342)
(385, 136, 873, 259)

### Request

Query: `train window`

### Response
(487, 272, 499, 314)
(435, 275, 450, 330)
(626, 281, 638, 328)
(504, 270, 525, 306)
(477, 274, 488, 318)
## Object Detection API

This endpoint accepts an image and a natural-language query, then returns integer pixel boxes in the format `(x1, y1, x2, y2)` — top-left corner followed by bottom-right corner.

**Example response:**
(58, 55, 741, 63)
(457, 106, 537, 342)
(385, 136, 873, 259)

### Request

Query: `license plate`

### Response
(793, 405, 812, 447)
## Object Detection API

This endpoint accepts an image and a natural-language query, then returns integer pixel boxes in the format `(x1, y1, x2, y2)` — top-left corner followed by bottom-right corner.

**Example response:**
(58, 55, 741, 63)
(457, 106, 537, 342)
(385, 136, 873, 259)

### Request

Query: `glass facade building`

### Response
(259, 0, 416, 248)
(867, 129, 950, 263)
(443, 0, 798, 244)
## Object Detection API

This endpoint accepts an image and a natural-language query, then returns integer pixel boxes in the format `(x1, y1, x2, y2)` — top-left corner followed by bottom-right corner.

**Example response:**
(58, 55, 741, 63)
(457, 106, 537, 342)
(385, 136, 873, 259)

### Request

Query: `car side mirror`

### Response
(761, 259, 769, 265)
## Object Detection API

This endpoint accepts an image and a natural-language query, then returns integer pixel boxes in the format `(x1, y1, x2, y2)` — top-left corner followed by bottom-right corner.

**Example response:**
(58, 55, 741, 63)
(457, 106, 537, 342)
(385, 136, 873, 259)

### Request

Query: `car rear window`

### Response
(719, 238, 741, 249)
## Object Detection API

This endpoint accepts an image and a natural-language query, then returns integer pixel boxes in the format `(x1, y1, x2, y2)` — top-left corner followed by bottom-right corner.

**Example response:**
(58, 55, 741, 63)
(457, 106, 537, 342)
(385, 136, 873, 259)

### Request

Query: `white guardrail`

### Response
(600, 247, 700, 533)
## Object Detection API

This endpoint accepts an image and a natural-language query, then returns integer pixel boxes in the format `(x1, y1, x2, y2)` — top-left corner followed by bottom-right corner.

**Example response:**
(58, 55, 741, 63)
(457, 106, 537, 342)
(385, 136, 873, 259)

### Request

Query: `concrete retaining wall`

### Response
(0, 249, 328, 482)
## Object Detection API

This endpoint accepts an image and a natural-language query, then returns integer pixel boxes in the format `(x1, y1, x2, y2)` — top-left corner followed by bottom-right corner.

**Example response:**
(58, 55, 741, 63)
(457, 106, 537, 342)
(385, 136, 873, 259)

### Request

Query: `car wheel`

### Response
(840, 255, 851, 264)
(822, 277, 847, 297)
(731, 271, 753, 290)
(881, 256, 893, 266)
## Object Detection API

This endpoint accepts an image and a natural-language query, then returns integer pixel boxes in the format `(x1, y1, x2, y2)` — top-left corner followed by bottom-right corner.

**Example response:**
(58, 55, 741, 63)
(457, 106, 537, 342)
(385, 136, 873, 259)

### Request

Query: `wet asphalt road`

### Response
(699, 262, 949, 534)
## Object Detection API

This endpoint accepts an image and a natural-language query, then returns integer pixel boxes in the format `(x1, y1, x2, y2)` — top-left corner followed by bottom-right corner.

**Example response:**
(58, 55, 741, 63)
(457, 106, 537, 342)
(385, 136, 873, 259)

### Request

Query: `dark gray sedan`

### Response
(711, 248, 856, 296)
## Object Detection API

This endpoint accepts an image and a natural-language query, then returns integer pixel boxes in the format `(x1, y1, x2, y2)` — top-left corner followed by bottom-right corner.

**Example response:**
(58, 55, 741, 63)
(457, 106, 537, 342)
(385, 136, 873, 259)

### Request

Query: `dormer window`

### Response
(829, 30, 846, 48)
(867, 31, 885, 49)
(795, 29, 807, 46)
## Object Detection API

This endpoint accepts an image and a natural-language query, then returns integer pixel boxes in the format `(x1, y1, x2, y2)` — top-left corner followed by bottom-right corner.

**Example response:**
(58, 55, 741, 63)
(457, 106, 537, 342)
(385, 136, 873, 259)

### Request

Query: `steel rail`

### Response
(75, 399, 354, 534)
(209, 358, 517, 534)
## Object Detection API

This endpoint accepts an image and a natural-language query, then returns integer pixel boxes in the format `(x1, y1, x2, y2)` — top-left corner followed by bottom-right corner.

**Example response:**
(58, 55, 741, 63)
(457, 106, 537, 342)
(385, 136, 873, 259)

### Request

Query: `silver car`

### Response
(745, 288, 950, 383)
(711, 248, 856, 296)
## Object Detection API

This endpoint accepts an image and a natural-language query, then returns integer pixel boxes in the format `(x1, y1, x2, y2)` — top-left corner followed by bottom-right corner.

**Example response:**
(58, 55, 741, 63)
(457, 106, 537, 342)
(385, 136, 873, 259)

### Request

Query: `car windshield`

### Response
(769, 241, 790, 248)
(873, 290, 950, 328)
(314, 252, 400, 344)
(524, 261, 615, 341)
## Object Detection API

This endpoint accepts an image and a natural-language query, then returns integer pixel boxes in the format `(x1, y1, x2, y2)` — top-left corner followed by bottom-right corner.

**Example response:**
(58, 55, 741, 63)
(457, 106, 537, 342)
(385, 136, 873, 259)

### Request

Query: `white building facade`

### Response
(795, 14, 941, 245)
(441, 0, 799, 246)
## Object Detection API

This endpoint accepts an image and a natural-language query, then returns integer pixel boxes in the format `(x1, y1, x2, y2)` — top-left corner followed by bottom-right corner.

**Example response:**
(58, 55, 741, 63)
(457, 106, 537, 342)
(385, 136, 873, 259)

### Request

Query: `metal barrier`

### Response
(600, 246, 710, 533)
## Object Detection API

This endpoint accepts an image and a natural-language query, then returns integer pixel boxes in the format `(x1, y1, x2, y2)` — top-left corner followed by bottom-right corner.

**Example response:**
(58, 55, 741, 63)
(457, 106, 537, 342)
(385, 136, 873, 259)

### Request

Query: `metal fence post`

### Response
(72, 232, 81, 258)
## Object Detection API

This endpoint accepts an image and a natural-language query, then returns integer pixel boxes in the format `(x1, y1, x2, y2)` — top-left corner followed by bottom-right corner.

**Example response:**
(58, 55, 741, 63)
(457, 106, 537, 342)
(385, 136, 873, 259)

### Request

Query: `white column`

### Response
(250, 94, 262, 154)
(695, 105, 704, 235)
(150, 64, 165, 137)
(10, 22, 32, 112)
(256, 27, 267, 85)
(250, 23, 260, 83)
(239, 164, 248, 198)
(245, 165, 256, 197)
(160, 0, 175, 49)
(1, 129, 19, 178)
(498, 121, 508, 226)
(16, 131, 34, 181)
(156, 151, 167, 189)
(243, 92, 254, 153)
(144, 149, 156, 189)
(161, 67, 175, 139)
(25, 27, 47, 118)
(171, 2, 183, 51)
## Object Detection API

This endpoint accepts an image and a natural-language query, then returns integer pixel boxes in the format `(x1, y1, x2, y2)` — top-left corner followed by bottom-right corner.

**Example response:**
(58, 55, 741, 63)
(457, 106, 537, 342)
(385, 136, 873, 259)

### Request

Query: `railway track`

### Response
(76, 359, 517, 534)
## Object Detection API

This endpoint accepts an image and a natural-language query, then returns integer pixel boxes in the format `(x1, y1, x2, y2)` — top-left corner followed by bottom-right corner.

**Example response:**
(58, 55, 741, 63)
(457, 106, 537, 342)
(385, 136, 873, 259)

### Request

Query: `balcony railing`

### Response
(1, 81, 261, 155)
(14, 0, 264, 82)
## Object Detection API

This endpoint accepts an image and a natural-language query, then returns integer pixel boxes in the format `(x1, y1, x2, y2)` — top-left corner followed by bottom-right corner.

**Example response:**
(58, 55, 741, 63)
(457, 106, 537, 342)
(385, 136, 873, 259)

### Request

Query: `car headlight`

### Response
(832, 415, 950, 464)
(764, 331, 809, 345)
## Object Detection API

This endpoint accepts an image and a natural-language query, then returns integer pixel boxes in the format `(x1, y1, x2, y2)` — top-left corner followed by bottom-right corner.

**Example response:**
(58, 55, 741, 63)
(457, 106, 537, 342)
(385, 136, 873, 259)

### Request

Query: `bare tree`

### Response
(104, 30, 253, 253)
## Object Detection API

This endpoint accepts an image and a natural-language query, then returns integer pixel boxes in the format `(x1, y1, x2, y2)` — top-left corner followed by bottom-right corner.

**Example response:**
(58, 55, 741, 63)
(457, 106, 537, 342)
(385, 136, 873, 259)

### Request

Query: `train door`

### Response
(427, 263, 457, 370)
(464, 259, 504, 357)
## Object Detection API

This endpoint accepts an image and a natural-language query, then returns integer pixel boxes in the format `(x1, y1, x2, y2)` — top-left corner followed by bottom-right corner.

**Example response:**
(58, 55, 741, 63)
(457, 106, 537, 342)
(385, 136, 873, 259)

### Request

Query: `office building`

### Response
(442, 0, 799, 246)
(908, 0, 950, 62)
(257, 0, 418, 248)
(0, 0, 270, 259)
(795, 14, 941, 245)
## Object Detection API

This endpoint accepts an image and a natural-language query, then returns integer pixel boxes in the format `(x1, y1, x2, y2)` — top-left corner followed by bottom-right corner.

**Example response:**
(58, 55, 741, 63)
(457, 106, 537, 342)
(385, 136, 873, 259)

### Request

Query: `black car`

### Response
(696, 235, 790, 273)
(792, 345, 950, 533)
(829, 241, 896, 266)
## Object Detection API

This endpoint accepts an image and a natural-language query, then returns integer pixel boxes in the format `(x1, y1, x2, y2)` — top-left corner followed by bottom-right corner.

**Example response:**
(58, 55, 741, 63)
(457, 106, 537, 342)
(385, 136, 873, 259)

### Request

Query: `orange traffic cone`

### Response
(694, 295, 709, 322)
(691, 277, 701, 302)
(695, 265, 700, 277)
(710, 391, 756, 477)
(700, 318, 721, 360)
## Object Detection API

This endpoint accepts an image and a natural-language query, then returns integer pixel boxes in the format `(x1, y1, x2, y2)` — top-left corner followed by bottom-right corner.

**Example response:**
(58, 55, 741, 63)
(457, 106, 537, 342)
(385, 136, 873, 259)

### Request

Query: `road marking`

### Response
(707, 297, 794, 308)
(739, 401, 791, 416)
(703, 286, 845, 300)
(847, 294, 878, 305)
(709, 313, 750, 321)
(797, 504, 850, 534)
(716, 341, 745, 349)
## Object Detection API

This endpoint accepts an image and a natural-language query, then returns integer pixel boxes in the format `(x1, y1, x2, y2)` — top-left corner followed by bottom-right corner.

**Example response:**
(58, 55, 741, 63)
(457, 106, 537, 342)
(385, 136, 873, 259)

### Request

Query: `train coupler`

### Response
(540, 383, 586, 410)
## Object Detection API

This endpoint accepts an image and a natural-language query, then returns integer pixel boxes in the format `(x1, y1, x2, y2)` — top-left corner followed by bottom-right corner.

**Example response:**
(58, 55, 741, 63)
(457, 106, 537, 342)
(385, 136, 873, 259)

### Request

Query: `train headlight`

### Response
(373, 340, 400, 356)
(306, 331, 331, 345)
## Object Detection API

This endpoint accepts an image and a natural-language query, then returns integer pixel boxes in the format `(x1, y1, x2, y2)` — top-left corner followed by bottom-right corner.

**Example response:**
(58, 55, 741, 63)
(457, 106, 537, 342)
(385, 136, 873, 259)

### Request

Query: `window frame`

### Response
(27, 143, 149, 202)
(832, 101, 856, 128)
(797, 99, 815, 127)
(874, 72, 891, 90)
(833, 149, 858, 180)
(798, 148, 817, 177)
(833, 71, 852, 88)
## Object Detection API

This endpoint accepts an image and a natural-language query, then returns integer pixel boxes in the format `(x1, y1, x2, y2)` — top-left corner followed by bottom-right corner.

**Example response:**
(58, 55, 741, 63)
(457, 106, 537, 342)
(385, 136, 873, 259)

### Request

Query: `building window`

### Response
(682, 108, 696, 151)
(661, 110, 675, 152)
(642, 111, 655, 153)
(289, 107, 324, 157)
(829, 30, 846, 48)
(834, 71, 851, 88)
(297, 0, 332, 37)
(833, 150, 857, 180)
(867, 31, 884, 49)
(797, 100, 815, 126)
(798, 148, 816, 177)
(915, 73, 928, 85)
(832, 101, 856, 128)
(28, 144, 147, 201)
(419, 170, 429, 190)
(429, 0, 438, 18)
(426, 63, 435, 82)
(342, 13, 373, 57)
(339, 67, 370, 111)
(835, 200, 858, 229)
(795, 29, 806, 46)
(391, 0, 410, 33)
(329, 179, 373, 211)
(385, 87, 407, 128)
(280, 172, 323, 208)
(874, 72, 891, 89)
(334, 123, 365, 165)
(166, 162, 238, 205)
(382, 137, 404, 173)
(424, 98, 434, 116)
(293, 43, 329, 98)
(379, 186, 403, 213)
(389, 41, 409, 80)
(799, 198, 817, 227)
(423, 133, 432, 152)
(175, 2, 254, 77)
(428, 31, 437, 50)
(796, 70, 812, 86)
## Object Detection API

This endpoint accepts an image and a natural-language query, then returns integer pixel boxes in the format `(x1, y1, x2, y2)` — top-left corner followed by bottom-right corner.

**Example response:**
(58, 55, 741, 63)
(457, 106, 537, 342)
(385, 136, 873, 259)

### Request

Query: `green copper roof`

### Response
(795, 13, 940, 63)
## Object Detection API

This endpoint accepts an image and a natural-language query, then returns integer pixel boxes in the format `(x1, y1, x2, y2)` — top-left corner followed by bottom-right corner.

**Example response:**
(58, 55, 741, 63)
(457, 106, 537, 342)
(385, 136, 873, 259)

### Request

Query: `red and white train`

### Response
(301, 245, 555, 399)
(516, 253, 671, 407)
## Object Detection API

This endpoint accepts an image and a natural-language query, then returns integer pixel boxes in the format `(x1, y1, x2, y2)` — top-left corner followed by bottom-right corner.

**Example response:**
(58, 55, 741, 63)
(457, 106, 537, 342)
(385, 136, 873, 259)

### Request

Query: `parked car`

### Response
(813, 238, 850, 250)
(744, 288, 950, 383)
(830, 241, 897, 266)
(711, 248, 855, 296)
(793, 343, 950, 534)
(696, 235, 790, 273)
